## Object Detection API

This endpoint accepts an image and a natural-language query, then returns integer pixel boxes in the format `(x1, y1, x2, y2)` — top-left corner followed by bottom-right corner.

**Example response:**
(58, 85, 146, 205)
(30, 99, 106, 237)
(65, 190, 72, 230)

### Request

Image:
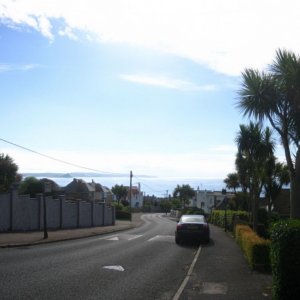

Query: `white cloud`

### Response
(119, 74, 215, 91)
(1, 0, 300, 75)
(0, 63, 40, 72)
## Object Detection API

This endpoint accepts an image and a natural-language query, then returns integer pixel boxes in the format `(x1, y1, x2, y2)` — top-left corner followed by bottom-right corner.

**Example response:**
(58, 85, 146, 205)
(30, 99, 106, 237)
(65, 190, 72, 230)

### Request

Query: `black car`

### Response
(175, 214, 210, 244)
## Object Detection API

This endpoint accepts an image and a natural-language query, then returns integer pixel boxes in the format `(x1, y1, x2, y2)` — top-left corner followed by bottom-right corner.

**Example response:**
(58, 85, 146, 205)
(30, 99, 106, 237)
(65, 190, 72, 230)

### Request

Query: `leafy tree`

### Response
(160, 200, 172, 213)
(18, 177, 43, 197)
(237, 49, 300, 218)
(0, 153, 21, 192)
(224, 173, 240, 193)
(111, 184, 128, 205)
(173, 184, 195, 208)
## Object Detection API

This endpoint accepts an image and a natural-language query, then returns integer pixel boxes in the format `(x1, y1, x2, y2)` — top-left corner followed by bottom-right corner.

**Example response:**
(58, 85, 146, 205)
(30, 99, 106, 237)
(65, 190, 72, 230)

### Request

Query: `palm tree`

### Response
(224, 173, 240, 194)
(235, 122, 275, 231)
(237, 49, 300, 218)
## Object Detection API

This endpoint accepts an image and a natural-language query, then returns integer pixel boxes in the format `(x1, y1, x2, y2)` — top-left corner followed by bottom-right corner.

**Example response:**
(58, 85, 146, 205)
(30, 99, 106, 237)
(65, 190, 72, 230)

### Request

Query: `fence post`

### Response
(77, 201, 80, 228)
(59, 195, 64, 229)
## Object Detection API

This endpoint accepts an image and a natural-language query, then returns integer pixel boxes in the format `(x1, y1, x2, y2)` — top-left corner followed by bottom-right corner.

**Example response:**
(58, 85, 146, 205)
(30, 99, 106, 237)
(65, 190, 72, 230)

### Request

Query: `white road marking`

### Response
(147, 235, 174, 242)
(173, 245, 202, 300)
(107, 237, 119, 241)
(100, 234, 143, 241)
(103, 265, 125, 272)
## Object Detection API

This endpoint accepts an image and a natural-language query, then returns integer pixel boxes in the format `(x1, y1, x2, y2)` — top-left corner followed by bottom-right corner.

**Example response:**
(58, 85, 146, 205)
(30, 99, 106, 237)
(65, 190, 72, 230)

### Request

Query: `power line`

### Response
(0, 137, 118, 175)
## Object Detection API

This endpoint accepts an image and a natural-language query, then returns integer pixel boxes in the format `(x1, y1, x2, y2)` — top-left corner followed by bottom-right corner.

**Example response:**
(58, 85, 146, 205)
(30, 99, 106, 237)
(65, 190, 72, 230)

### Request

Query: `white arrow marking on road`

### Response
(103, 265, 125, 272)
(107, 237, 119, 241)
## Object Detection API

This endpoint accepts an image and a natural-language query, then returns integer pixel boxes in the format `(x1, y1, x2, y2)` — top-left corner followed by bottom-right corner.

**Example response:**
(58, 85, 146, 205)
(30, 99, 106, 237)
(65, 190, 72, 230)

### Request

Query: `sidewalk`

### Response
(179, 224, 272, 299)
(0, 213, 143, 248)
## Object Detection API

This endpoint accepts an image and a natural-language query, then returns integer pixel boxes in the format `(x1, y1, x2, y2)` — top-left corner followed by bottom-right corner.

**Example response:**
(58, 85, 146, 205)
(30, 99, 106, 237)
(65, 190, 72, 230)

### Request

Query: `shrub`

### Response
(235, 224, 270, 271)
(116, 210, 131, 220)
(210, 210, 249, 231)
(270, 219, 300, 300)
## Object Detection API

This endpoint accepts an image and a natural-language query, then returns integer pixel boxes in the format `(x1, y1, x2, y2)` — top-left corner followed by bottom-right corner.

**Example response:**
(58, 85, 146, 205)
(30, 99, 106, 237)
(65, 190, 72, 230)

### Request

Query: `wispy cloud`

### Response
(1, 0, 300, 75)
(119, 74, 216, 91)
(0, 63, 40, 72)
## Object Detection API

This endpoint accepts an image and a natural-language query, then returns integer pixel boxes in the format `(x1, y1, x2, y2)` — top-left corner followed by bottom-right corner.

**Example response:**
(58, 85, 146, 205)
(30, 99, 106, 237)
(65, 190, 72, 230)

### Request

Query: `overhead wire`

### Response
(0, 137, 119, 175)
(0, 137, 172, 196)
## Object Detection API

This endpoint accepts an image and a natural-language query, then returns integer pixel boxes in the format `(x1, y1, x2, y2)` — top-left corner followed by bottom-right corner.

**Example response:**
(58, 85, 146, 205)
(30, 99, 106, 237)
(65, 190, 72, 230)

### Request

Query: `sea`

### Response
(39, 176, 226, 197)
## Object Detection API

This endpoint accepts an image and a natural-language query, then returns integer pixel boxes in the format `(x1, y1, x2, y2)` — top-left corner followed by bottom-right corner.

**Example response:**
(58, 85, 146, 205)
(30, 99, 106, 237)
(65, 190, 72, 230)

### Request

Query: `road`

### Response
(0, 214, 200, 300)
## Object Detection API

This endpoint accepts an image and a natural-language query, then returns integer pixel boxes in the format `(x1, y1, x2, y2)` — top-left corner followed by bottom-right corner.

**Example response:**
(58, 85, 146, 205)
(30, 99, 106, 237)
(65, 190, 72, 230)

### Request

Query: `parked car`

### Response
(175, 214, 210, 244)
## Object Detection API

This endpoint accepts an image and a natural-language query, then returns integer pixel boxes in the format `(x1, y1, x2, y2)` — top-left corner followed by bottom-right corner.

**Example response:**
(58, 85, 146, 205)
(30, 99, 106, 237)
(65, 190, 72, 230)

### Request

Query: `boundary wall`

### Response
(0, 188, 115, 232)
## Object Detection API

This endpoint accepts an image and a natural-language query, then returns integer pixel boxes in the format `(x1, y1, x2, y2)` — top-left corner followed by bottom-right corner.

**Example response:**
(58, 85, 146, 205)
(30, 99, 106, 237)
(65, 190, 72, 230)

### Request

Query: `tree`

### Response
(0, 153, 21, 192)
(237, 49, 300, 218)
(111, 184, 128, 205)
(18, 177, 43, 197)
(235, 122, 275, 231)
(223, 173, 240, 193)
(263, 158, 290, 212)
(173, 184, 195, 208)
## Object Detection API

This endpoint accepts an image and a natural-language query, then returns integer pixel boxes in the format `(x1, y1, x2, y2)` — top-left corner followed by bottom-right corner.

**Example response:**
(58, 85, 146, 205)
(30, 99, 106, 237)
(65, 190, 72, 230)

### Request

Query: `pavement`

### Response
(0, 213, 272, 299)
(0, 213, 144, 248)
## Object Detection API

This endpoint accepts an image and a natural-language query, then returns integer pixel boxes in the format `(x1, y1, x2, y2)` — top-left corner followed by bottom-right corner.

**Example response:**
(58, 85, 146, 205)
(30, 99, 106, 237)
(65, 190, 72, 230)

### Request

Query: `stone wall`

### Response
(0, 188, 115, 232)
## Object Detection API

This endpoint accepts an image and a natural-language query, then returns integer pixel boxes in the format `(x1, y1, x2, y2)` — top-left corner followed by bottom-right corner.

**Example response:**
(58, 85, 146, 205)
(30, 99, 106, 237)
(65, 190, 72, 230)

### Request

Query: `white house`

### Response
(190, 188, 234, 213)
(128, 183, 144, 208)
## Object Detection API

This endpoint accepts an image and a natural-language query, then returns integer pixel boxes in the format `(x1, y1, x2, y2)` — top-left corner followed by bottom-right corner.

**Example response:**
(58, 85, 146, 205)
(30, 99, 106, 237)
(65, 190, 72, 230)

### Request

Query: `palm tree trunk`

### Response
(290, 150, 300, 218)
(281, 134, 300, 218)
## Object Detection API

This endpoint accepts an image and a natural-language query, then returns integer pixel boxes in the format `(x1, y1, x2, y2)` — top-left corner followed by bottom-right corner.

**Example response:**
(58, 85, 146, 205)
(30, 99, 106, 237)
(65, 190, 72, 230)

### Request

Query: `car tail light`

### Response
(177, 223, 182, 230)
(203, 224, 209, 230)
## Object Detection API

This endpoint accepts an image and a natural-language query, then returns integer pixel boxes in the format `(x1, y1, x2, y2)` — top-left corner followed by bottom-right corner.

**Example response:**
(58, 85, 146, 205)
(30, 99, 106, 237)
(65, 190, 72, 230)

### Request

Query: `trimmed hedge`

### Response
(270, 219, 300, 300)
(210, 210, 249, 231)
(116, 210, 132, 220)
(235, 224, 270, 270)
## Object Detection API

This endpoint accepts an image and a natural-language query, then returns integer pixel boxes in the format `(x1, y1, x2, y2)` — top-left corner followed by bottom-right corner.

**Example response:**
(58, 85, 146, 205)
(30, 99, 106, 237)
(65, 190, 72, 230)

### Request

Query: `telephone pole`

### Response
(129, 170, 133, 221)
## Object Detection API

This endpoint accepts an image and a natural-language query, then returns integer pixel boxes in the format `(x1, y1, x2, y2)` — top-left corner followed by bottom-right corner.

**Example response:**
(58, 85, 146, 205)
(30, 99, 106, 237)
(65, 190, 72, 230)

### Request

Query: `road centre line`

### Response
(172, 245, 202, 300)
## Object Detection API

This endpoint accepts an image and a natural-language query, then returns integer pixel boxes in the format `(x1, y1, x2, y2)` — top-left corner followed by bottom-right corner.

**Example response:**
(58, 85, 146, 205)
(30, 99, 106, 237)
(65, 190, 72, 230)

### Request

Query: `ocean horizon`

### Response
(36, 175, 227, 197)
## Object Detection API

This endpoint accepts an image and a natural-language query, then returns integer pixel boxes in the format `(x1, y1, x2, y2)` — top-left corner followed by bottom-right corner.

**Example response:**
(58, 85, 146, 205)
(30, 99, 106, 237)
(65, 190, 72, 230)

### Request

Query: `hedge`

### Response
(270, 219, 300, 300)
(116, 210, 132, 220)
(235, 224, 270, 271)
(210, 210, 249, 231)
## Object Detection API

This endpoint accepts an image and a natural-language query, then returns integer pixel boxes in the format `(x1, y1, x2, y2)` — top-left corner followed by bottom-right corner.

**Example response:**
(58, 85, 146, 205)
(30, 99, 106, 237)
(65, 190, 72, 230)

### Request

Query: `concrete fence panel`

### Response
(0, 193, 10, 231)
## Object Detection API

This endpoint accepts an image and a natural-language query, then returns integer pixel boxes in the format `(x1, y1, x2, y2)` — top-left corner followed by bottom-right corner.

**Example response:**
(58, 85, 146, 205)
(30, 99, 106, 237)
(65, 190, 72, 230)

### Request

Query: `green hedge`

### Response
(210, 210, 249, 231)
(270, 219, 300, 300)
(116, 210, 132, 220)
(235, 225, 270, 271)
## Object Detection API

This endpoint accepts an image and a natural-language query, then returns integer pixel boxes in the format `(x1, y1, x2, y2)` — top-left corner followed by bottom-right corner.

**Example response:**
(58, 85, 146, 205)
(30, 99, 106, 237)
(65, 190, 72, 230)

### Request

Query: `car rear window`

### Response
(181, 215, 204, 223)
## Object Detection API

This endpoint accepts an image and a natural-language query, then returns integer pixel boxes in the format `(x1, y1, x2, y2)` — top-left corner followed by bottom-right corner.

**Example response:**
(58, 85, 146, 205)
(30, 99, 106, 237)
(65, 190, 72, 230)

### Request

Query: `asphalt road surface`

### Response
(0, 214, 200, 300)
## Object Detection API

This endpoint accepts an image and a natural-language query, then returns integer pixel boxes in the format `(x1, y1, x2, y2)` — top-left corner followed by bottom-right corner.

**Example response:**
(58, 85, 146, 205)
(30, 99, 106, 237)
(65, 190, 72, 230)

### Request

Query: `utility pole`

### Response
(129, 170, 132, 221)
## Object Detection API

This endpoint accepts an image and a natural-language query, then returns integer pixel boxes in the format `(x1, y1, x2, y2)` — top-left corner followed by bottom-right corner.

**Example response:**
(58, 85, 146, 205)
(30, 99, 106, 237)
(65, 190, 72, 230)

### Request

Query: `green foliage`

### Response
(235, 225, 270, 271)
(270, 219, 300, 299)
(111, 184, 128, 205)
(116, 210, 131, 220)
(173, 184, 195, 208)
(0, 153, 20, 192)
(181, 207, 205, 215)
(210, 210, 249, 231)
(18, 177, 43, 197)
(160, 200, 172, 212)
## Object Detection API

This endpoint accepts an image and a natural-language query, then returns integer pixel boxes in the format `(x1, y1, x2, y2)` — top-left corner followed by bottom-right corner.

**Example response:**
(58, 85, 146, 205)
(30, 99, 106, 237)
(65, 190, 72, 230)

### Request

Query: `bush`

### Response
(235, 224, 270, 271)
(270, 219, 300, 300)
(116, 210, 132, 220)
(210, 210, 249, 231)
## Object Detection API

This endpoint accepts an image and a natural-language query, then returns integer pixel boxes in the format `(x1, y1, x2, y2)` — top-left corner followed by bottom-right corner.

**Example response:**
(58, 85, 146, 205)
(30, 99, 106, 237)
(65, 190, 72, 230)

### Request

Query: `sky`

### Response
(0, 0, 298, 180)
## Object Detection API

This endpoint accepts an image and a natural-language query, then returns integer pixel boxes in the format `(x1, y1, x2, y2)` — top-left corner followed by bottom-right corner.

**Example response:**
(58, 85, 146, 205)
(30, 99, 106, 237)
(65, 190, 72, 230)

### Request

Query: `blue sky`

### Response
(0, 0, 298, 178)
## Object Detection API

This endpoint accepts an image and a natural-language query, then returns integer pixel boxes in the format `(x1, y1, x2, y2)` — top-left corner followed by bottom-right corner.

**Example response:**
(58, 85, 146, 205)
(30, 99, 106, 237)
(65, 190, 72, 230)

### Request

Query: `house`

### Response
(64, 178, 113, 204)
(127, 183, 144, 208)
(191, 189, 235, 213)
